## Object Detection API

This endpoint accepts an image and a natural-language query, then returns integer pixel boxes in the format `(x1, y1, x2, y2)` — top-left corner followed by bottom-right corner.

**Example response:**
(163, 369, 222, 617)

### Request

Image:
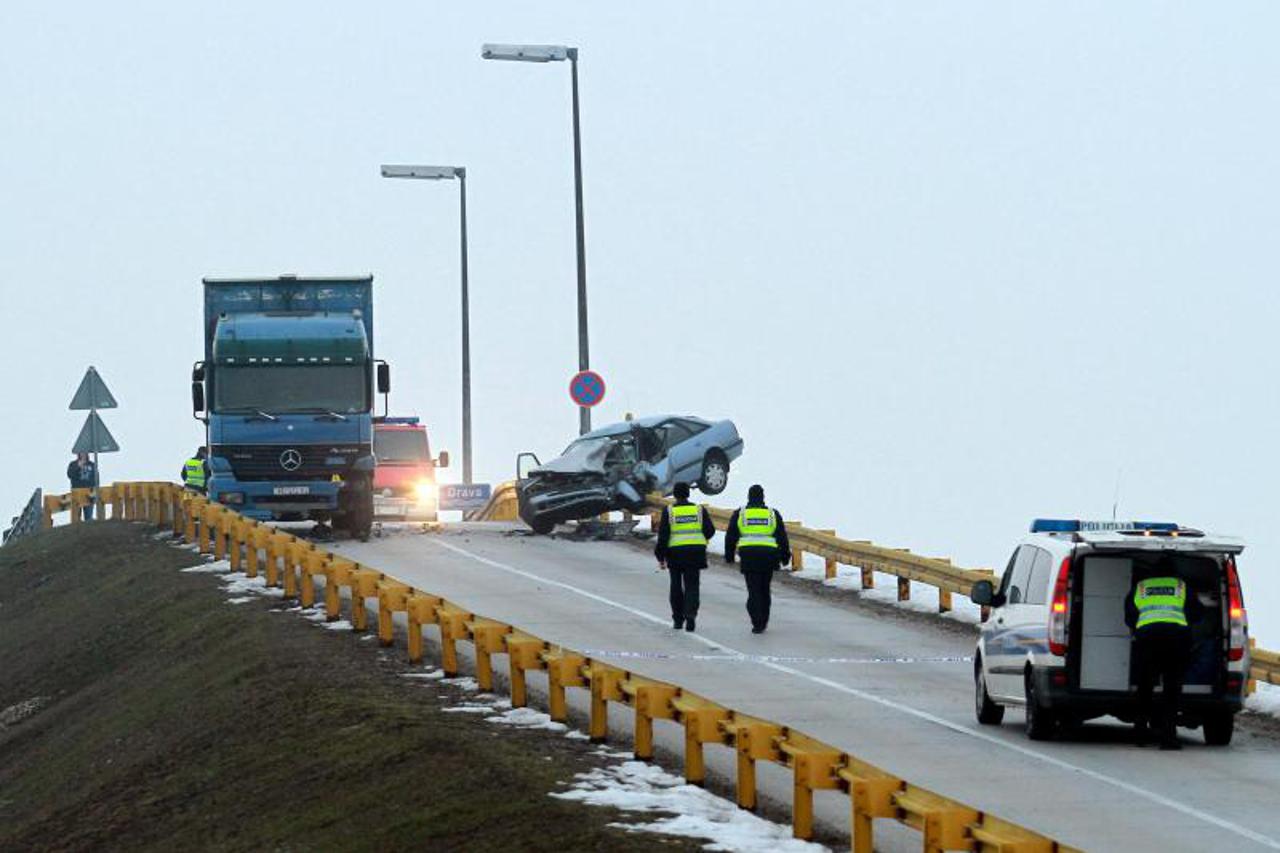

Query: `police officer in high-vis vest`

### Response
(655, 482, 716, 632)
(182, 446, 208, 494)
(724, 484, 791, 633)
(1125, 558, 1203, 750)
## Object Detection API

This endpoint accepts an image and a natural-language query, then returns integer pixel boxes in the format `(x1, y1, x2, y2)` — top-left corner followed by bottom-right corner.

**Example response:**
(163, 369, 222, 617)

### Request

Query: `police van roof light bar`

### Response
(1030, 519, 1180, 534)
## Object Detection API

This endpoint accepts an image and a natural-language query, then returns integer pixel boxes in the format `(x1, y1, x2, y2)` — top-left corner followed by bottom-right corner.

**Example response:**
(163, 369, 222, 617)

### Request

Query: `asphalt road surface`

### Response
(330, 523, 1280, 852)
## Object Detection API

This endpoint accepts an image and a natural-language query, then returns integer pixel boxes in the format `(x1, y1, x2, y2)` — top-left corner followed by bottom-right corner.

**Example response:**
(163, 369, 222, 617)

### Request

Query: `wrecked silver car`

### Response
(516, 415, 744, 534)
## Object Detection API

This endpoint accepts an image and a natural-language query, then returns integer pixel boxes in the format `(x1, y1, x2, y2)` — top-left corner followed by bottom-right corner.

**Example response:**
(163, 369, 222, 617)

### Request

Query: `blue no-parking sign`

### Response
(439, 483, 493, 511)
(569, 370, 606, 408)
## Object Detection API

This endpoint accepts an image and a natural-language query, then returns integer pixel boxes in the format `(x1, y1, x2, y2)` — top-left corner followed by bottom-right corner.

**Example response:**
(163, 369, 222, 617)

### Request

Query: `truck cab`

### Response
(971, 519, 1250, 745)
(373, 417, 448, 521)
(192, 276, 389, 540)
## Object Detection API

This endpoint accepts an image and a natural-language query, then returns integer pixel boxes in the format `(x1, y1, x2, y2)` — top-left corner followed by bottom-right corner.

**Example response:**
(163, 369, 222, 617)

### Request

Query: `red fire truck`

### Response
(373, 417, 448, 521)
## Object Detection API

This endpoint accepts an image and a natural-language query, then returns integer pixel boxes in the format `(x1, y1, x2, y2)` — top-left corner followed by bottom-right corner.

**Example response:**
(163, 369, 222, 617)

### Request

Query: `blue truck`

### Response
(191, 275, 390, 540)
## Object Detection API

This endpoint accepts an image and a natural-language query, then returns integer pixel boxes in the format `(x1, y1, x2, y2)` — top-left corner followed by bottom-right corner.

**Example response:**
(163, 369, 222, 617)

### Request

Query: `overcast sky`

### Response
(2, 3, 1277, 644)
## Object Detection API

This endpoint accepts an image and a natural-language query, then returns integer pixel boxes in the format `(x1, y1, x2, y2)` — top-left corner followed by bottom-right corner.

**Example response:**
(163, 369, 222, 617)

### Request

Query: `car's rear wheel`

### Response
(698, 452, 730, 495)
(975, 659, 1005, 725)
(1024, 670, 1057, 741)
(1202, 710, 1234, 746)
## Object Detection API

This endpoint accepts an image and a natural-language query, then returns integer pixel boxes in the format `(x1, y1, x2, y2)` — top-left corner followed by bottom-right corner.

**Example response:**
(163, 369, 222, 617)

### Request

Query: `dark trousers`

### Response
(743, 569, 773, 629)
(1133, 624, 1192, 742)
(668, 567, 700, 620)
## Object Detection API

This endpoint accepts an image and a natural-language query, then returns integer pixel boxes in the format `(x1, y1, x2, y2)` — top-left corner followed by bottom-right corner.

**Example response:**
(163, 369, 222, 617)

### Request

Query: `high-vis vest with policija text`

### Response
(1134, 577, 1188, 630)
(668, 504, 708, 548)
(184, 458, 206, 489)
(737, 506, 778, 550)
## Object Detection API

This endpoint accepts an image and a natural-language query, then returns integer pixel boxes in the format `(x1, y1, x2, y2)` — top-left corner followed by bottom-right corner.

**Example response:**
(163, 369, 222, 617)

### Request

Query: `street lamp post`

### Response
(481, 43, 592, 435)
(380, 164, 474, 485)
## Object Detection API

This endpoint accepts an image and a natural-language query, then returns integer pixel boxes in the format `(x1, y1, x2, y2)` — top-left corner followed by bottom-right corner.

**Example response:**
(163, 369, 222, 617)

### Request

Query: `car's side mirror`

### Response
(191, 381, 205, 414)
(191, 362, 206, 382)
(377, 363, 391, 394)
(436, 450, 450, 469)
(970, 580, 995, 606)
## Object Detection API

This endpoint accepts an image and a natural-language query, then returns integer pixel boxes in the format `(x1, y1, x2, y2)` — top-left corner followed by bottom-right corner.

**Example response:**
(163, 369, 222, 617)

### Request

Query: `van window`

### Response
(1025, 548, 1054, 605)
(1004, 546, 1037, 604)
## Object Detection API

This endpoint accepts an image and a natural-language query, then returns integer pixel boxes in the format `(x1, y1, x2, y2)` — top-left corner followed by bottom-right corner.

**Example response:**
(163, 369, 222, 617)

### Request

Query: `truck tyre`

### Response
(698, 452, 730, 495)
(1202, 711, 1234, 746)
(1024, 670, 1057, 741)
(975, 659, 1005, 725)
(344, 476, 374, 542)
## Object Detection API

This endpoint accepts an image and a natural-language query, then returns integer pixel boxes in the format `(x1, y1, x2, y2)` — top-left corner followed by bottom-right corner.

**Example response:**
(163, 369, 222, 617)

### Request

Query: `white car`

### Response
(970, 519, 1250, 744)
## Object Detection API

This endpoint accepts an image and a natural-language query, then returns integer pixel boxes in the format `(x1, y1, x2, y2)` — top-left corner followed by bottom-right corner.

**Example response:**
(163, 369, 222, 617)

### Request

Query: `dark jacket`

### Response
(1125, 576, 1204, 632)
(654, 501, 716, 570)
(724, 501, 791, 572)
(66, 460, 98, 490)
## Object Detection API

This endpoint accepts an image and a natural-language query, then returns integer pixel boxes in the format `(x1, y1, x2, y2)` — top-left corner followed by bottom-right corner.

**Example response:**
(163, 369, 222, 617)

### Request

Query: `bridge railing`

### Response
(38, 480, 1086, 852)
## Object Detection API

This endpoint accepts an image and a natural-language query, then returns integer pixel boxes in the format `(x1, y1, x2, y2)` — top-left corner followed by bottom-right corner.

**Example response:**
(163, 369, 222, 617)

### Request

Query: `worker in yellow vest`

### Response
(181, 447, 208, 494)
(1125, 558, 1203, 750)
(724, 484, 791, 633)
(655, 482, 716, 632)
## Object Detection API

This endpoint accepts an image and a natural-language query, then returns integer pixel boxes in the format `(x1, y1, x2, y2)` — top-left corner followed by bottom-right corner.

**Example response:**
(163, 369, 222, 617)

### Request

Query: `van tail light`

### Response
(1048, 556, 1072, 656)
(1226, 556, 1247, 662)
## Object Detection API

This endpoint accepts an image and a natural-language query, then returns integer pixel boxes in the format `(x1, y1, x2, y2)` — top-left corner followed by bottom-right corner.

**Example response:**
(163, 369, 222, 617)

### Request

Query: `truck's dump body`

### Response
(203, 276, 374, 361)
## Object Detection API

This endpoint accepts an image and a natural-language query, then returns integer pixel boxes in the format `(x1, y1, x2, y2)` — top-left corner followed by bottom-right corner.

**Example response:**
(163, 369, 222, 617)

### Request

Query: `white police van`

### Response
(970, 519, 1250, 744)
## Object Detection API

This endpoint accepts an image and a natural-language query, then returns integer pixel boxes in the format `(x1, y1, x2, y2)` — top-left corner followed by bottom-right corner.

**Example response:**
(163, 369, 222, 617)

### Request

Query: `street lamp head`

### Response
(481, 43, 575, 62)
(380, 164, 462, 180)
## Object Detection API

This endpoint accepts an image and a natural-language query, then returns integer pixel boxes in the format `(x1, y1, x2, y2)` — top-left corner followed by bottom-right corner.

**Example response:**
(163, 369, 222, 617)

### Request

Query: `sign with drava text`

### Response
(439, 483, 492, 511)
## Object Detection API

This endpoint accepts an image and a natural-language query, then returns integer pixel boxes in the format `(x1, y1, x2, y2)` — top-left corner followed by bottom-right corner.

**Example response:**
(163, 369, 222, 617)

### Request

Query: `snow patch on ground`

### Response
(564, 730, 590, 741)
(401, 670, 446, 681)
(554, 760, 826, 852)
(180, 559, 231, 574)
(443, 703, 500, 714)
(322, 620, 352, 631)
(440, 676, 479, 691)
(1247, 682, 1280, 717)
(220, 573, 285, 599)
(225, 596, 255, 605)
(486, 707, 567, 732)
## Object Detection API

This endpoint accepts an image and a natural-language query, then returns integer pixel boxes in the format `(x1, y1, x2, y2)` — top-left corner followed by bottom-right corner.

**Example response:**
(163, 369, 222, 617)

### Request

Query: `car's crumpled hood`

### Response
(532, 442, 611, 476)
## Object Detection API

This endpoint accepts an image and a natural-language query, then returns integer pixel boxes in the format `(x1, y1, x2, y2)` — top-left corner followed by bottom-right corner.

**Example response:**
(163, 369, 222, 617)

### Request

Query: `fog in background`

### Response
(2, 3, 1277, 644)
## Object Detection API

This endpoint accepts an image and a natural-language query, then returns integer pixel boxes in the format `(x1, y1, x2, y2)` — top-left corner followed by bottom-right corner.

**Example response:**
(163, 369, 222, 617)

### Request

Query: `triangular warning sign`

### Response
(69, 366, 118, 410)
(71, 412, 120, 454)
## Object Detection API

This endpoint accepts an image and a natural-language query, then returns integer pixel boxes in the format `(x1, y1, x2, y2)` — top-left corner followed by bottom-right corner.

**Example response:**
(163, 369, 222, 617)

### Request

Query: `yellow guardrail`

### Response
(41, 481, 1084, 851)
(644, 495, 996, 615)
(473, 480, 519, 521)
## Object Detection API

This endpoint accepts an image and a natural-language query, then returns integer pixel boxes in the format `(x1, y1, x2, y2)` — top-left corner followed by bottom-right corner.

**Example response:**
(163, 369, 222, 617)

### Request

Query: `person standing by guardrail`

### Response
(181, 447, 208, 494)
(724, 484, 790, 634)
(65, 452, 97, 520)
(655, 481, 716, 632)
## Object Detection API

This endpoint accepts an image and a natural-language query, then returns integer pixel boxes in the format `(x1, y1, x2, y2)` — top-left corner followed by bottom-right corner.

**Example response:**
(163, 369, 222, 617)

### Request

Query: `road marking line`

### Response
(578, 649, 972, 664)
(429, 537, 1280, 849)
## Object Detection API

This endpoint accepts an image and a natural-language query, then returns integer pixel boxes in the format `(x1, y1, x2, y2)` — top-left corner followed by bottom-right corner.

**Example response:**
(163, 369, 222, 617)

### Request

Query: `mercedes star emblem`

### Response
(279, 449, 303, 471)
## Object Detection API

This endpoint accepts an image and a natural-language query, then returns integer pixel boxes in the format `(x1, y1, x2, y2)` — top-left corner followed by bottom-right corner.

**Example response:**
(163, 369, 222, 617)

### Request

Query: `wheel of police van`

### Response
(1024, 670, 1057, 740)
(1202, 710, 1234, 746)
(975, 658, 1005, 725)
(698, 452, 730, 495)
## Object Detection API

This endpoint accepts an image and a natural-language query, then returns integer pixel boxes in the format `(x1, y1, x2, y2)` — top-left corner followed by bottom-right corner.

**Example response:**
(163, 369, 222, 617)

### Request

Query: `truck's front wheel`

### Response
(342, 476, 374, 542)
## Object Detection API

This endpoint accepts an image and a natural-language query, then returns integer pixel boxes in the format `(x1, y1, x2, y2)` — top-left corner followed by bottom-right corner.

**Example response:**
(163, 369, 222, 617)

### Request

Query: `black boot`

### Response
(672, 616, 683, 630)
(685, 617, 696, 632)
